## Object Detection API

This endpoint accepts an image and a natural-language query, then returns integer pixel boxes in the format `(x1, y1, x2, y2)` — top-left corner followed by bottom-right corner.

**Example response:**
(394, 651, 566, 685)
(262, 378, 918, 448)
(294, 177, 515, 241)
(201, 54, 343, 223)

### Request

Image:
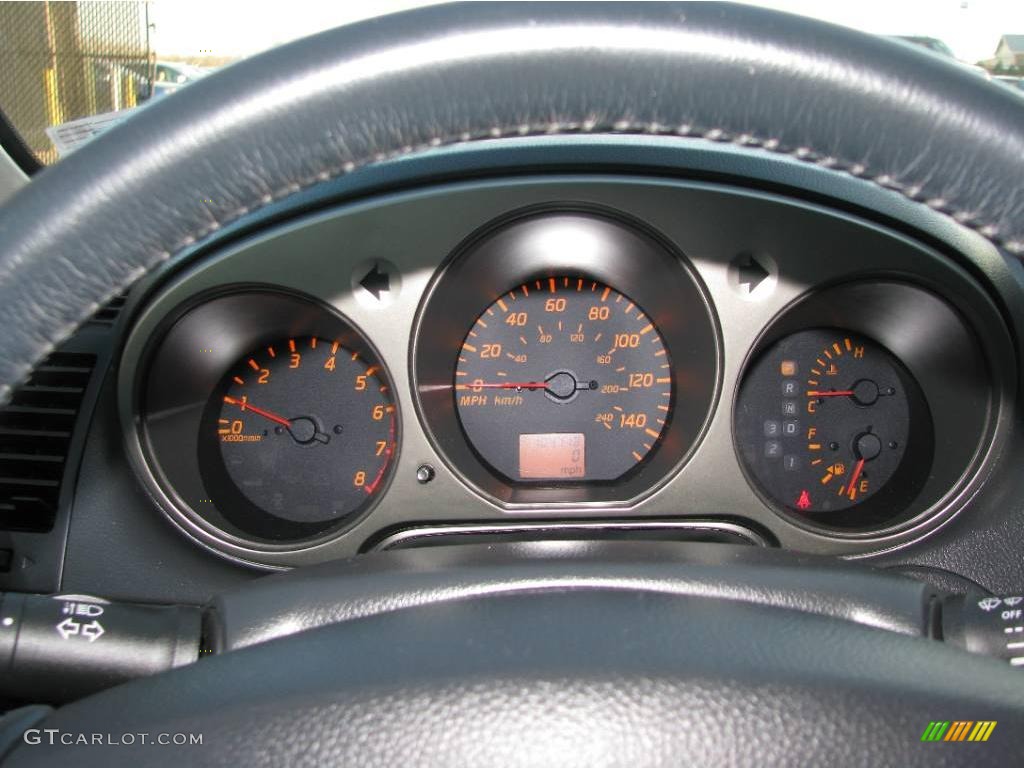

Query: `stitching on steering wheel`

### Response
(4, 122, 1019, 402)
(153, 122, 1024, 258)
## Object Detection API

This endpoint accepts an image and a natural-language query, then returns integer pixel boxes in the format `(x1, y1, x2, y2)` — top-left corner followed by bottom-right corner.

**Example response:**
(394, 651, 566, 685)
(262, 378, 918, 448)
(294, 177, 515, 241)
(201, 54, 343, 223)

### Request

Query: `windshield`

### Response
(0, 0, 1022, 167)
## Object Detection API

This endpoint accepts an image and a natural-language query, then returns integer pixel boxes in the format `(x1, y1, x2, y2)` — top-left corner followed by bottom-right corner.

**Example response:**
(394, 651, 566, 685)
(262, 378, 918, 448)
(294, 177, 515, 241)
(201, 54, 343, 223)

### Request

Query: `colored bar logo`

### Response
(921, 721, 997, 742)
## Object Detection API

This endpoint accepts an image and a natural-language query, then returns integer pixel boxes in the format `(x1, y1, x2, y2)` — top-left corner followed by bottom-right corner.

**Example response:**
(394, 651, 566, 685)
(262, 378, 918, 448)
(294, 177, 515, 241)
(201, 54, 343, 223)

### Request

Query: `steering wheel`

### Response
(2, 3, 1023, 765)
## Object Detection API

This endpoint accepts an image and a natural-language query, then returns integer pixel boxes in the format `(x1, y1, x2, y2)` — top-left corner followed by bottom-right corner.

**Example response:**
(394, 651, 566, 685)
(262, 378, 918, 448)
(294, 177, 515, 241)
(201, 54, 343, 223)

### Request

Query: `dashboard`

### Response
(5, 4, 1024, 754)
(111, 175, 1013, 571)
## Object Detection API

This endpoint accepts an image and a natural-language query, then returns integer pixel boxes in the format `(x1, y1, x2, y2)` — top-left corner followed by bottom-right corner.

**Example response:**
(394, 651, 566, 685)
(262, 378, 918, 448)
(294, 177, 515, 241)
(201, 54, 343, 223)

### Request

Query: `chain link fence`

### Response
(0, 1, 153, 165)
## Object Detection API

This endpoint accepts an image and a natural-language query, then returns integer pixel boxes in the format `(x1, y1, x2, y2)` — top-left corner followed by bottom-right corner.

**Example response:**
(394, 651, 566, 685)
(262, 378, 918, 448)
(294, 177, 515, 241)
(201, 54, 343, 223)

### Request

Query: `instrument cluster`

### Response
(118, 178, 1011, 569)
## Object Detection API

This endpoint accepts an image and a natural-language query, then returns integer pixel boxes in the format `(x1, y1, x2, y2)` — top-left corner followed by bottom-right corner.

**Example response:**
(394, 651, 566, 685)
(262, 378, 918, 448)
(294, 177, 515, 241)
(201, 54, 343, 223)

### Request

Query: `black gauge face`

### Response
(735, 329, 932, 529)
(454, 276, 673, 482)
(198, 335, 397, 540)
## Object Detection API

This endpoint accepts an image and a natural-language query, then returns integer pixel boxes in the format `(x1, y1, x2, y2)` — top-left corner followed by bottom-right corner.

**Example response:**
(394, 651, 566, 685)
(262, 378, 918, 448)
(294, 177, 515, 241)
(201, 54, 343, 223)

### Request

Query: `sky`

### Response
(149, 0, 1024, 64)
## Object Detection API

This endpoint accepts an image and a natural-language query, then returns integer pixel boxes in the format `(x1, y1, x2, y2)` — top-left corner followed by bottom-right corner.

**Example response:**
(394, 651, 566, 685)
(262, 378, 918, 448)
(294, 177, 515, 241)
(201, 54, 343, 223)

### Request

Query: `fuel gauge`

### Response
(735, 329, 933, 530)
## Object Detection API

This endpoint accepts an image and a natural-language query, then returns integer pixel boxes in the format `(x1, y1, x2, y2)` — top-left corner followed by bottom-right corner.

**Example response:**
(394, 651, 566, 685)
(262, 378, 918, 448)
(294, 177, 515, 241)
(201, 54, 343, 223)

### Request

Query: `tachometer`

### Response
(454, 277, 672, 482)
(198, 335, 397, 541)
(136, 289, 403, 560)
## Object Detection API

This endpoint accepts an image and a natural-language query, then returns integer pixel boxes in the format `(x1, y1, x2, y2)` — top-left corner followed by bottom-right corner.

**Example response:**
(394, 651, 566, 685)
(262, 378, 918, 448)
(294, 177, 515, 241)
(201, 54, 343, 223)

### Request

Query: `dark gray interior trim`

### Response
(0, 706, 51, 762)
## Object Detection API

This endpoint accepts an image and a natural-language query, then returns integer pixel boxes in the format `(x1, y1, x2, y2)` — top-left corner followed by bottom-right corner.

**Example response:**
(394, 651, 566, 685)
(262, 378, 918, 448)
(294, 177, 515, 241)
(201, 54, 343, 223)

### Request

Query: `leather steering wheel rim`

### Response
(5, 544, 1024, 766)
(0, 2, 1023, 401)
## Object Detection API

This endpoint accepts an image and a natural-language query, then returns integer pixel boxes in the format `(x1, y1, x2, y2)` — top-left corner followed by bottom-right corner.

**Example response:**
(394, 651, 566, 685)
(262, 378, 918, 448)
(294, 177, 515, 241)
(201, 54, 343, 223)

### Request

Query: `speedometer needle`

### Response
(469, 382, 549, 390)
(223, 396, 292, 427)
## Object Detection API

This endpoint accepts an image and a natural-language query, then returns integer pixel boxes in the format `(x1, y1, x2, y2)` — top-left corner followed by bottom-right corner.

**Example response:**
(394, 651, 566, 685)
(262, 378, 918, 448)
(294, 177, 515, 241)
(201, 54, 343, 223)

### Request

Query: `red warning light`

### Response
(795, 490, 812, 510)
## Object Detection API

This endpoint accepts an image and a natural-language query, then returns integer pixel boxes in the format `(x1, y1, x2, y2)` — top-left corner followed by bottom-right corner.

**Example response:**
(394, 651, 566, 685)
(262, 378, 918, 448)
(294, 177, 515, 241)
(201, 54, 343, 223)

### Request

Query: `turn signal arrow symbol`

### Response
(737, 254, 770, 293)
(56, 617, 80, 639)
(81, 620, 105, 642)
(56, 616, 106, 642)
(359, 264, 391, 300)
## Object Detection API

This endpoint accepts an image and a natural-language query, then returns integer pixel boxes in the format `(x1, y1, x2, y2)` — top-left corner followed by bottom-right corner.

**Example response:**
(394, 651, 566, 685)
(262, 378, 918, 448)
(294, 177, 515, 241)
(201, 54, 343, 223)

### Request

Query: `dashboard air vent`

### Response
(86, 292, 128, 326)
(0, 352, 95, 532)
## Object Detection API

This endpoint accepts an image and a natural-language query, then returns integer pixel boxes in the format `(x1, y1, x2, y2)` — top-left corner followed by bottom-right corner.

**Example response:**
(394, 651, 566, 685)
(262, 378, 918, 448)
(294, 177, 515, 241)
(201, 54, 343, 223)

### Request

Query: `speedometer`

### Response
(455, 277, 673, 482)
(414, 210, 719, 506)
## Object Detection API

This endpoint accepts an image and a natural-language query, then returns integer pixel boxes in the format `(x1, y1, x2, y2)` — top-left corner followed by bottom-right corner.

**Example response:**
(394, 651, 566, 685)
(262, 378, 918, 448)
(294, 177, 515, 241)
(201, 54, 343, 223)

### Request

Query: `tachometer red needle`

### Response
(807, 390, 854, 397)
(223, 396, 292, 428)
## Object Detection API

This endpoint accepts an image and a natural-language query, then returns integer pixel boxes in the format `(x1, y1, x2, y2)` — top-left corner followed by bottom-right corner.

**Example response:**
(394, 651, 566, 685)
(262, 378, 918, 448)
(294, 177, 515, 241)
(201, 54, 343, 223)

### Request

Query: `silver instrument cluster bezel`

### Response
(412, 206, 721, 508)
(117, 176, 1014, 569)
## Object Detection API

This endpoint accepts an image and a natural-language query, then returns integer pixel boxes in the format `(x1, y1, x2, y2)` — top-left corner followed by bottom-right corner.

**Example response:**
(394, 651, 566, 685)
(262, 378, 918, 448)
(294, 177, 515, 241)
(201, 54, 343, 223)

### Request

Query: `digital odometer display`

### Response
(454, 276, 673, 482)
(519, 432, 586, 479)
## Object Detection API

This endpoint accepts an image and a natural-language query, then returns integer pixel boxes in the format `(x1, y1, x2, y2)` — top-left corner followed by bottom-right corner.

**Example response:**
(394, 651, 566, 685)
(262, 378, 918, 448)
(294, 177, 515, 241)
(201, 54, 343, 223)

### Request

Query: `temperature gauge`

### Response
(735, 329, 932, 530)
